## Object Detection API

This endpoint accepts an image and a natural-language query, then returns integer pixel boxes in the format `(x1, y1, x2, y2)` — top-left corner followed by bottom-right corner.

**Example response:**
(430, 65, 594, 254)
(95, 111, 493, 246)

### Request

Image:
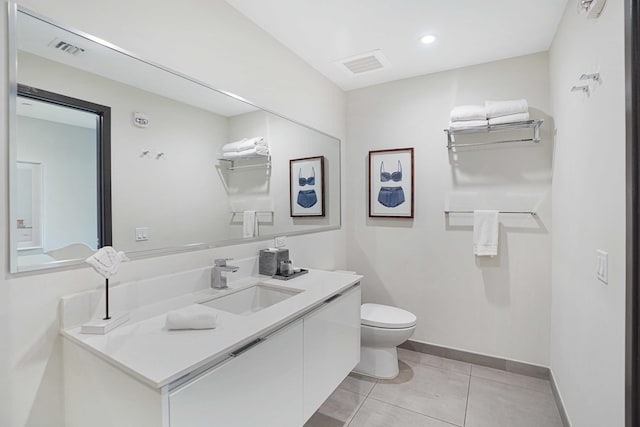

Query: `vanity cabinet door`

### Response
(303, 284, 361, 421)
(169, 319, 303, 427)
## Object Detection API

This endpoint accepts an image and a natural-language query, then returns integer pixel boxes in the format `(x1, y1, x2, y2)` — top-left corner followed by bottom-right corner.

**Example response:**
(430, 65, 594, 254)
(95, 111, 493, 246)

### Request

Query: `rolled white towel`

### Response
(450, 105, 486, 122)
(222, 136, 266, 153)
(222, 146, 269, 158)
(488, 112, 530, 125)
(449, 119, 488, 129)
(166, 304, 217, 330)
(485, 99, 528, 118)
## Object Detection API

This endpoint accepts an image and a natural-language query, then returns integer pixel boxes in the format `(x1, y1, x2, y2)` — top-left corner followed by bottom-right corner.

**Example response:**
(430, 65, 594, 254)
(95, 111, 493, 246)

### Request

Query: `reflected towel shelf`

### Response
(444, 119, 543, 150)
(218, 154, 271, 170)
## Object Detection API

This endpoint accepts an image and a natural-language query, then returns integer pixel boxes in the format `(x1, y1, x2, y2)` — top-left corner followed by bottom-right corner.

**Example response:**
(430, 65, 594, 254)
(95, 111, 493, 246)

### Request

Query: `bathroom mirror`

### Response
(8, 5, 341, 272)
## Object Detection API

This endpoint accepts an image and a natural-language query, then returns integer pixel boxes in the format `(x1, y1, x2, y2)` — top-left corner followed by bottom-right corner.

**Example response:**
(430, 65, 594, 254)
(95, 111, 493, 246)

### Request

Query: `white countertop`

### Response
(62, 269, 362, 389)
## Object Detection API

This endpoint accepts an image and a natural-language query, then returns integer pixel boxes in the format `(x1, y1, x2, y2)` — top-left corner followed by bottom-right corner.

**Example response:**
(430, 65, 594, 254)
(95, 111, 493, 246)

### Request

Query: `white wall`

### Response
(0, 1, 346, 426)
(549, 1, 626, 426)
(346, 52, 553, 366)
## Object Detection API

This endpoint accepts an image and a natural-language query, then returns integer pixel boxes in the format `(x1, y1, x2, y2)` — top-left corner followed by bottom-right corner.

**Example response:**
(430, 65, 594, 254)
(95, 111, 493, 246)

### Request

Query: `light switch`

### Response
(596, 250, 608, 284)
(135, 227, 149, 242)
(274, 236, 286, 247)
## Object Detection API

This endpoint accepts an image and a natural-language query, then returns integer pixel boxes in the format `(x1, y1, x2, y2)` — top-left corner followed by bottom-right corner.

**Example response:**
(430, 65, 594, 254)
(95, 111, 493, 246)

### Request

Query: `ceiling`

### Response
(224, 0, 569, 91)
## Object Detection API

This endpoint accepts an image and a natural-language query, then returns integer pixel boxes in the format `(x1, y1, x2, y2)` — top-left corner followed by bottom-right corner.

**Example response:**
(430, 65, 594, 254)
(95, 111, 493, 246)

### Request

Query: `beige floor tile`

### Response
(369, 360, 469, 426)
(338, 372, 377, 396)
(465, 376, 563, 427)
(349, 398, 458, 427)
(471, 364, 552, 394)
(398, 348, 472, 375)
(304, 388, 366, 427)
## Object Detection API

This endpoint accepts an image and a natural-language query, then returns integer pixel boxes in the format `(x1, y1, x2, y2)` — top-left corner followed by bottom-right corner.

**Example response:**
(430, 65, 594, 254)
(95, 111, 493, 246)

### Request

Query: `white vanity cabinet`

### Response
(303, 285, 361, 421)
(170, 319, 303, 427)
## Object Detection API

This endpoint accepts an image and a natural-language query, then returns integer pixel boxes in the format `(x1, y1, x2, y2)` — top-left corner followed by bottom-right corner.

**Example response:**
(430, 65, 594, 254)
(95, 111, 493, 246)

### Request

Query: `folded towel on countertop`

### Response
(222, 136, 266, 153)
(473, 210, 499, 257)
(166, 304, 217, 330)
(485, 99, 528, 118)
(222, 145, 269, 158)
(450, 105, 487, 122)
(488, 112, 530, 125)
(449, 119, 488, 129)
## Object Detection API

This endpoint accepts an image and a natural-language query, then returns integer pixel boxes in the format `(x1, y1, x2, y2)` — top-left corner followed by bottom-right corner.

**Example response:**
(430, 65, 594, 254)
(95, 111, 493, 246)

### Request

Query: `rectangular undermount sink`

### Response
(199, 283, 303, 316)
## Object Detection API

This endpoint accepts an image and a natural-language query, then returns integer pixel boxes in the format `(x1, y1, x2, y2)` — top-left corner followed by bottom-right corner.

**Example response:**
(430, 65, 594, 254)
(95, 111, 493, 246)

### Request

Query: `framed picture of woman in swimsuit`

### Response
(290, 156, 325, 217)
(368, 148, 414, 218)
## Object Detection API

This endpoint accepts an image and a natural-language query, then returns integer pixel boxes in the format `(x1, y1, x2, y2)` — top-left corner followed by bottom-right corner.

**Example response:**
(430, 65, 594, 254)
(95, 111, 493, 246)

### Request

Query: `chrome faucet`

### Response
(211, 258, 239, 289)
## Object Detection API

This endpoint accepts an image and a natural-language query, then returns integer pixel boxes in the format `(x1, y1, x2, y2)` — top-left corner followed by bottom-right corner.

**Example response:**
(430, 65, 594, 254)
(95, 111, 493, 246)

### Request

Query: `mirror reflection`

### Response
(10, 8, 340, 272)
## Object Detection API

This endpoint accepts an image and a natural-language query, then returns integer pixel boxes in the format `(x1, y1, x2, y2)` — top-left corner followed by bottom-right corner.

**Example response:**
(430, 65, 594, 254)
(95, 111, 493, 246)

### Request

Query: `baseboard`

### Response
(400, 339, 549, 379)
(549, 369, 572, 427)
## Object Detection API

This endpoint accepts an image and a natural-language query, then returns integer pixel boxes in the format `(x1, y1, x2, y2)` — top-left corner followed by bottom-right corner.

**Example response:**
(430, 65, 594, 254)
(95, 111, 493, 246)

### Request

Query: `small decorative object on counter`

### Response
(279, 260, 294, 276)
(259, 248, 289, 276)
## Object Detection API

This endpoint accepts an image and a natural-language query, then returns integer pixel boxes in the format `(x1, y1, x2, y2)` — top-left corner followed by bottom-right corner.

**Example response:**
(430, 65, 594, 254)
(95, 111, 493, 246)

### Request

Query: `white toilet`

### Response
(354, 303, 417, 379)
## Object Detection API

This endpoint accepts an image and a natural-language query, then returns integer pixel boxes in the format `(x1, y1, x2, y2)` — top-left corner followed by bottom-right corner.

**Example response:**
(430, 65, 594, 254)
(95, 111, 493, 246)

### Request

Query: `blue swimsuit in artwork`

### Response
(378, 161, 405, 208)
(297, 167, 318, 208)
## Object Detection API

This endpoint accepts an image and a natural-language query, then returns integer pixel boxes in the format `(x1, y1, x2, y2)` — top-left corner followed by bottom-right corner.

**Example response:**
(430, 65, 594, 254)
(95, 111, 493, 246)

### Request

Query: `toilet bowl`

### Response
(354, 303, 417, 379)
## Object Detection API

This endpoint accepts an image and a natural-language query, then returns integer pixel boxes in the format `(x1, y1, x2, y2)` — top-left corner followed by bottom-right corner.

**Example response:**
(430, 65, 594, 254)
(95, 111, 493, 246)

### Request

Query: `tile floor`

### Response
(305, 348, 564, 427)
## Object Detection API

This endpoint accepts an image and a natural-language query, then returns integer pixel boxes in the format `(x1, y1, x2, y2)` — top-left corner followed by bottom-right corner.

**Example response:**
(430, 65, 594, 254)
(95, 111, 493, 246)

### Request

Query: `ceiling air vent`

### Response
(48, 38, 86, 56)
(339, 50, 390, 75)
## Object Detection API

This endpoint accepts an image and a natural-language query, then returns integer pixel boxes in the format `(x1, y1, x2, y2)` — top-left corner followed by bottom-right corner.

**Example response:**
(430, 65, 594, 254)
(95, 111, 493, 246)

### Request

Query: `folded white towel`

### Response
(243, 210, 256, 238)
(222, 146, 269, 158)
(473, 210, 499, 257)
(85, 246, 129, 278)
(222, 136, 266, 153)
(488, 112, 530, 125)
(166, 304, 217, 330)
(449, 120, 488, 129)
(485, 99, 529, 118)
(450, 105, 487, 122)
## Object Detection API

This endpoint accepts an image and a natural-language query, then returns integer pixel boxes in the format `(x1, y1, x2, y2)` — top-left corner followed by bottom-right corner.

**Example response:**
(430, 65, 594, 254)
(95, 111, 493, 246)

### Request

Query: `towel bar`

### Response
(444, 210, 537, 216)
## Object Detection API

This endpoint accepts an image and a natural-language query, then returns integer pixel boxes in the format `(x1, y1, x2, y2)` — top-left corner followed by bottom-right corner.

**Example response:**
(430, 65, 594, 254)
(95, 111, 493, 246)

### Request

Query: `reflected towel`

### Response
(450, 105, 487, 122)
(485, 99, 529, 118)
(222, 136, 266, 152)
(166, 305, 217, 330)
(243, 210, 256, 238)
(449, 120, 488, 129)
(473, 210, 499, 257)
(488, 112, 530, 125)
(85, 246, 129, 278)
(221, 146, 269, 158)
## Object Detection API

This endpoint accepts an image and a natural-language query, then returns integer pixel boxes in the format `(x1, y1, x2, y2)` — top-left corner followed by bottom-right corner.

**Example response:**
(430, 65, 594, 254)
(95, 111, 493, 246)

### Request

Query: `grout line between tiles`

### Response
(344, 375, 377, 427)
(462, 372, 471, 426)
(365, 395, 462, 427)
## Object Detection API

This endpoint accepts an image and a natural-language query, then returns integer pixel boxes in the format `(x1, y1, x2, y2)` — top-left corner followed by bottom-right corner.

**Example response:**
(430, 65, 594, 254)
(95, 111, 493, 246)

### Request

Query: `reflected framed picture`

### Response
(369, 148, 414, 218)
(290, 156, 325, 217)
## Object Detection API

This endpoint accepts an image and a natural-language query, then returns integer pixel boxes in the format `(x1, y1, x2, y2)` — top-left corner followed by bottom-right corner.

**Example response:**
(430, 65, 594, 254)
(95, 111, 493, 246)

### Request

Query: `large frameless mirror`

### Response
(8, 4, 341, 273)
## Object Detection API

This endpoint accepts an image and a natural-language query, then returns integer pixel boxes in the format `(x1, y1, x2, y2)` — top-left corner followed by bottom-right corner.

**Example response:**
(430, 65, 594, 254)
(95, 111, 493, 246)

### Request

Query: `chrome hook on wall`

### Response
(580, 73, 601, 83)
(571, 85, 590, 95)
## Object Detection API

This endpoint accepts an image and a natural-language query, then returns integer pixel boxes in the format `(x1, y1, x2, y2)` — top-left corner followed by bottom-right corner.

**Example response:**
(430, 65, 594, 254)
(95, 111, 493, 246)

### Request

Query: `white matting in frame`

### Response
(290, 156, 325, 217)
(369, 148, 414, 218)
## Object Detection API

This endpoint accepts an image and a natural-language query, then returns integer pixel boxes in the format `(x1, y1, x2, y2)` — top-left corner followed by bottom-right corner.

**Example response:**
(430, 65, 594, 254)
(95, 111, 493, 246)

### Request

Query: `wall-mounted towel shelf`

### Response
(231, 210, 273, 215)
(444, 119, 543, 150)
(444, 210, 537, 216)
(218, 154, 271, 171)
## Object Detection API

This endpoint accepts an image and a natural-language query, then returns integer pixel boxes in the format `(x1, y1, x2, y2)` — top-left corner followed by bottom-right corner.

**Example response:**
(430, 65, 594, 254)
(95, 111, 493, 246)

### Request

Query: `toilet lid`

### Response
(361, 303, 417, 329)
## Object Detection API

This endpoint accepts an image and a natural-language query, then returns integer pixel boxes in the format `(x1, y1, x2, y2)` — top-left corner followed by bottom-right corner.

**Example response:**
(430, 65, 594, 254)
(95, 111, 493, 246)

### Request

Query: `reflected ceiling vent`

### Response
(48, 38, 86, 56)
(338, 50, 390, 75)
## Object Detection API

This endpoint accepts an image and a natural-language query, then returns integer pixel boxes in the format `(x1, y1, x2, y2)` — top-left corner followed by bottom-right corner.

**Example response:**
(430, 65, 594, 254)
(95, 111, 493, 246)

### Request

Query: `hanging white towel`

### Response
(488, 112, 530, 125)
(449, 119, 488, 129)
(473, 210, 499, 257)
(85, 246, 129, 278)
(485, 99, 529, 118)
(450, 105, 487, 122)
(243, 210, 257, 238)
(166, 305, 217, 330)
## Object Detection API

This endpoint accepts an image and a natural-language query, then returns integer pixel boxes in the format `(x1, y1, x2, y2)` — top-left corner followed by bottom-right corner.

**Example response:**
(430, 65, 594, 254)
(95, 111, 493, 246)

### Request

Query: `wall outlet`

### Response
(596, 250, 608, 284)
(135, 227, 149, 242)
(274, 236, 286, 247)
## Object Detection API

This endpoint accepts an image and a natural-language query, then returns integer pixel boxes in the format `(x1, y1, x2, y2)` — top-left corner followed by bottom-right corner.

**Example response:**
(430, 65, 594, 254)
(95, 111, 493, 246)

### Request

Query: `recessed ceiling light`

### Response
(420, 34, 437, 45)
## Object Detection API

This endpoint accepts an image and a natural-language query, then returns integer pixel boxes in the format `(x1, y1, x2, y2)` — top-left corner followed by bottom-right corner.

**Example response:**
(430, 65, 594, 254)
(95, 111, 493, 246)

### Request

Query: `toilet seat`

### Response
(361, 303, 417, 329)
